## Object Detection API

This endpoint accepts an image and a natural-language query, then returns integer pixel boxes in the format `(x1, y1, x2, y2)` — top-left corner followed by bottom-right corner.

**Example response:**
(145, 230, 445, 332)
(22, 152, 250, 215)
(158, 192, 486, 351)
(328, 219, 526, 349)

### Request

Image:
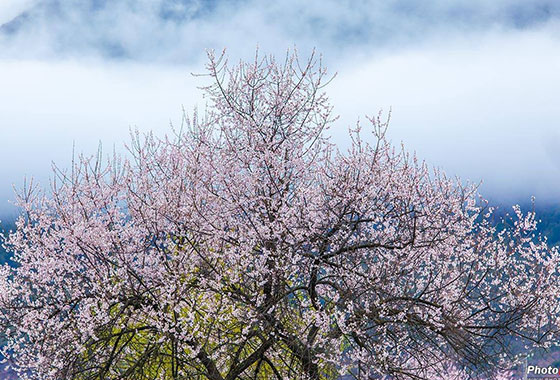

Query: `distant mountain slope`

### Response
(0, 218, 15, 264)
(491, 201, 560, 247)
(0, 218, 16, 379)
(533, 204, 560, 246)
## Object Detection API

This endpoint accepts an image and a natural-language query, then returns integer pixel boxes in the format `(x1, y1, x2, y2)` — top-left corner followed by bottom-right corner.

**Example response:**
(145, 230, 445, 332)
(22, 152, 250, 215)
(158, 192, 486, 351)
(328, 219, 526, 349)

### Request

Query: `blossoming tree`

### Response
(1, 51, 559, 380)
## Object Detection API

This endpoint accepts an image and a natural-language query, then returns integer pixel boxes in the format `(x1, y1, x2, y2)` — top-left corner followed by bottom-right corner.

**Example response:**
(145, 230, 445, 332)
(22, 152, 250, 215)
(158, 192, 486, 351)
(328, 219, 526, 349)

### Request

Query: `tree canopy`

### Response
(1, 51, 559, 380)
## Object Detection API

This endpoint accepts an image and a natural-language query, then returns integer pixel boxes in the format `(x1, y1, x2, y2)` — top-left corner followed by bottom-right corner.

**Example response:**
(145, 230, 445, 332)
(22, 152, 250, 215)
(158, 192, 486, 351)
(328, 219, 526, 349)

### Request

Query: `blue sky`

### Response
(1, 0, 560, 215)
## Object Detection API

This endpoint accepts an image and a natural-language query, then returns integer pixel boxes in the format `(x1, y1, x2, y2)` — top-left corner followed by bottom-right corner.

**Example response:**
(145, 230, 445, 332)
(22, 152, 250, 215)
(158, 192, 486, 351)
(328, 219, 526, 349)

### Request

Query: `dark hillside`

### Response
(0, 218, 15, 265)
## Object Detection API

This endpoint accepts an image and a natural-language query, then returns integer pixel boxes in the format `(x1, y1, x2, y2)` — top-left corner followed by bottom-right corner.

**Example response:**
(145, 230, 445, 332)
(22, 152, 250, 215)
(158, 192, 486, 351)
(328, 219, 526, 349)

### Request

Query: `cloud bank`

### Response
(2, 0, 560, 63)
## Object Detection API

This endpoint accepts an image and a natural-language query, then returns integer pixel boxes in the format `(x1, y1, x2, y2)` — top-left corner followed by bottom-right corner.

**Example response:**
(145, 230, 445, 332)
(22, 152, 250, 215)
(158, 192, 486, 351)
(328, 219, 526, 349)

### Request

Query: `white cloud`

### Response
(0, 0, 37, 25)
(0, 59, 205, 213)
(2, 0, 559, 63)
(330, 24, 560, 203)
